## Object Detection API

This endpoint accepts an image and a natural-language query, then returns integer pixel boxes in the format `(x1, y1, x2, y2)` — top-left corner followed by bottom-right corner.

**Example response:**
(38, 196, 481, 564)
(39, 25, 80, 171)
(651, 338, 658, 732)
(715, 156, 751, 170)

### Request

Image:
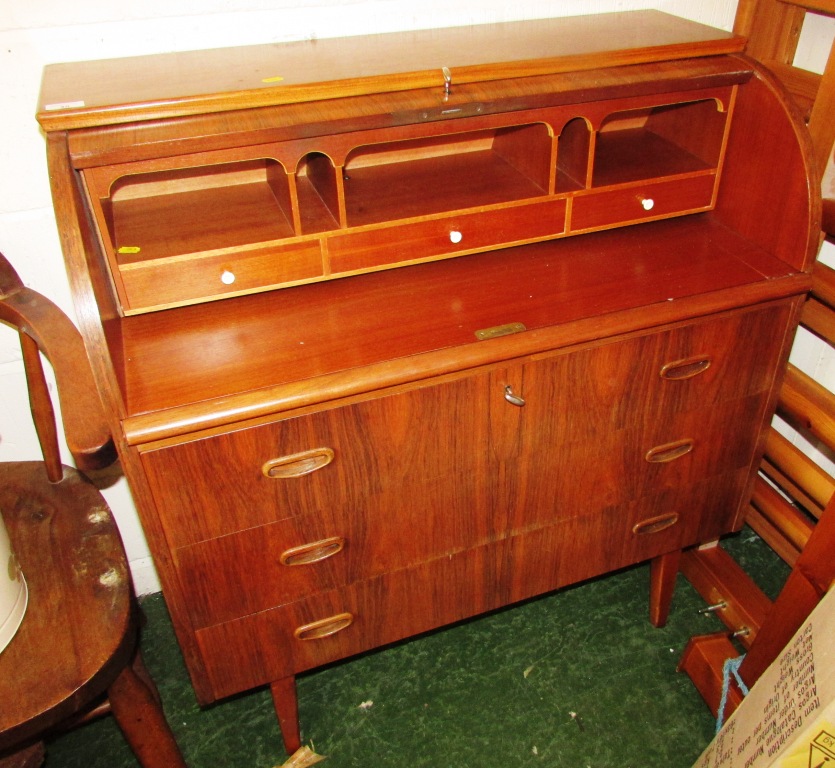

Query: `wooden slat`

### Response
(761, 457, 825, 518)
(780, 0, 835, 15)
(777, 363, 835, 453)
(823, 197, 835, 238)
(749, 474, 815, 550)
(810, 260, 835, 309)
(19, 331, 62, 483)
(746, 505, 803, 564)
(800, 296, 835, 343)
(807, 43, 835, 172)
(761, 430, 833, 515)
(759, 59, 820, 118)
(735, 0, 806, 63)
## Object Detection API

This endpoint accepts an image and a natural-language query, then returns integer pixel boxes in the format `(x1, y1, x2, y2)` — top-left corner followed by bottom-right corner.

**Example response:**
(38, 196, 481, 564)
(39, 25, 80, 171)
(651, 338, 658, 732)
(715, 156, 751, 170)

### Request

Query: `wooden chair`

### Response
(0, 252, 186, 767)
(678, 0, 835, 721)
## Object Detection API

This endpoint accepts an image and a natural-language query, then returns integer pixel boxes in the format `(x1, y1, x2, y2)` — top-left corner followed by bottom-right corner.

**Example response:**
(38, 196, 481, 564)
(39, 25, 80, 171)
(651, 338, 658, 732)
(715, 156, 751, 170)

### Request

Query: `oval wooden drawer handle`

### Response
(632, 512, 680, 535)
(262, 447, 335, 479)
(659, 356, 712, 381)
(280, 537, 345, 567)
(645, 438, 694, 463)
(294, 612, 354, 641)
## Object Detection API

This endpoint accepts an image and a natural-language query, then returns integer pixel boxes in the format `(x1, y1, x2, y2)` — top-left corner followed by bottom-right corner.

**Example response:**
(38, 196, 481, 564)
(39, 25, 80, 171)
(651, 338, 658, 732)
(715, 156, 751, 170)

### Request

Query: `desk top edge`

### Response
(37, 10, 745, 131)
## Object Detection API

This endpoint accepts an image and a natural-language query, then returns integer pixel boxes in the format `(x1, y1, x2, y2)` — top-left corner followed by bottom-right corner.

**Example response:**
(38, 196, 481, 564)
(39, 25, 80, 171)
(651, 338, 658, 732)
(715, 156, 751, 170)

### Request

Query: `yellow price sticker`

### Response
(262, 76, 285, 83)
(118, 246, 141, 254)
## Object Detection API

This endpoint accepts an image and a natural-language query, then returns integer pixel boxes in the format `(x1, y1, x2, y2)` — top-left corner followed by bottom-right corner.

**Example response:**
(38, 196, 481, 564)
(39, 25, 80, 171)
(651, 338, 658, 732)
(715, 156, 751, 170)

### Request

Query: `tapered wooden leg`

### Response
(0, 742, 45, 768)
(271, 676, 301, 755)
(649, 549, 681, 628)
(107, 663, 187, 768)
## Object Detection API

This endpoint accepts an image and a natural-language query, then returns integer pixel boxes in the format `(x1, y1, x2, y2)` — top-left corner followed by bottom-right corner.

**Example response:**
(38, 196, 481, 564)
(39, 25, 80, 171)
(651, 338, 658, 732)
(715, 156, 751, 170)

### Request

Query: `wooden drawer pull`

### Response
(659, 356, 711, 381)
(294, 612, 354, 641)
(645, 439, 694, 463)
(632, 512, 680, 535)
(280, 537, 345, 567)
(262, 447, 335, 479)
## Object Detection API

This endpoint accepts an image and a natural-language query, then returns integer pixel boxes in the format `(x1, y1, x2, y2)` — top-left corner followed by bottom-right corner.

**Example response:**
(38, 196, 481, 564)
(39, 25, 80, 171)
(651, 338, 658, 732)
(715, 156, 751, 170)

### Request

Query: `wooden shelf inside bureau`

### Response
(106, 160, 295, 263)
(343, 125, 552, 226)
(592, 98, 726, 187)
(593, 129, 714, 187)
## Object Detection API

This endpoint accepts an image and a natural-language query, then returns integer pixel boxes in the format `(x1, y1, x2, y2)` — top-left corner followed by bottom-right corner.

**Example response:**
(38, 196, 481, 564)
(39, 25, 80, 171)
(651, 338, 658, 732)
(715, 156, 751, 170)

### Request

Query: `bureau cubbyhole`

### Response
(295, 152, 342, 234)
(591, 99, 727, 187)
(103, 159, 296, 264)
(556, 117, 592, 191)
(342, 123, 553, 226)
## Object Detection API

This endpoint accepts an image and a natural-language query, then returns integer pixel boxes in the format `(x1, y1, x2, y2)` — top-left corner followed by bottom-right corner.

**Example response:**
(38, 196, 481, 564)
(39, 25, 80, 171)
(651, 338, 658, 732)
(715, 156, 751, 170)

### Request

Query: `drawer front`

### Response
(498, 302, 790, 445)
(493, 389, 768, 534)
(173, 390, 763, 629)
(120, 241, 324, 311)
(193, 472, 740, 700)
(142, 373, 491, 547)
(491, 304, 789, 531)
(327, 198, 567, 274)
(570, 174, 716, 232)
(174, 468, 492, 628)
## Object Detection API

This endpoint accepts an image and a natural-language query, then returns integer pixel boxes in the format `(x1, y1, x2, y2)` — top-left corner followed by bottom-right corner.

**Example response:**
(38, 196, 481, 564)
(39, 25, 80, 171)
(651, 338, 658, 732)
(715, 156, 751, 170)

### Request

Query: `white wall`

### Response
(8, 0, 826, 596)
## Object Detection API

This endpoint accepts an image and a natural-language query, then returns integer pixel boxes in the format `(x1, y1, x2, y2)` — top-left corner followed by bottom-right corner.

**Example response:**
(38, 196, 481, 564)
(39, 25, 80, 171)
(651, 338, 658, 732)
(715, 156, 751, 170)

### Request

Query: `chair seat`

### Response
(0, 461, 134, 751)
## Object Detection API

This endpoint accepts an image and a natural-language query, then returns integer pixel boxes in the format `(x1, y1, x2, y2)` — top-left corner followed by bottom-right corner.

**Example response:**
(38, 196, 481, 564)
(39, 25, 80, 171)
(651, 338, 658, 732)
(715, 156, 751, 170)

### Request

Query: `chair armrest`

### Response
(0, 254, 116, 471)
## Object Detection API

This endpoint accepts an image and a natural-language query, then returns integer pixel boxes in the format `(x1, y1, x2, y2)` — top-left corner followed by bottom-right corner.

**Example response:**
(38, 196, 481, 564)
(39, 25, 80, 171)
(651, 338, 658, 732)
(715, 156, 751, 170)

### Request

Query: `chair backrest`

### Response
(0, 252, 115, 481)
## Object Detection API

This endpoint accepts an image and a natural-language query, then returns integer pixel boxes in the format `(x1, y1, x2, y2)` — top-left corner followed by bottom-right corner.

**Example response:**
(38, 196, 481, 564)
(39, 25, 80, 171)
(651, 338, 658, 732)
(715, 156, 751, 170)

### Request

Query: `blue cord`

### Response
(716, 654, 749, 734)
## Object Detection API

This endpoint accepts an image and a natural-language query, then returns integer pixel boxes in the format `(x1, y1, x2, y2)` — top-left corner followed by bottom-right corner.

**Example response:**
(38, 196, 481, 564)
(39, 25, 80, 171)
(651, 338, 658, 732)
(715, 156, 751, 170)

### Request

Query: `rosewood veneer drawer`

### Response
(633, 303, 790, 420)
(192, 474, 735, 699)
(498, 391, 768, 532)
(501, 303, 790, 447)
(120, 241, 324, 312)
(142, 374, 489, 547)
(174, 468, 493, 628)
(570, 174, 716, 232)
(327, 198, 567, 274)
(169, 391, 760, 629)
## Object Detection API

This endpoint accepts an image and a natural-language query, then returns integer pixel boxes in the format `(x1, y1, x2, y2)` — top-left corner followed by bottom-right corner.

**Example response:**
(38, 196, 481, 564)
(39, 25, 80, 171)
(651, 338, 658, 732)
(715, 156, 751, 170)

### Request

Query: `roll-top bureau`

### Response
(37, 10, 820, 754)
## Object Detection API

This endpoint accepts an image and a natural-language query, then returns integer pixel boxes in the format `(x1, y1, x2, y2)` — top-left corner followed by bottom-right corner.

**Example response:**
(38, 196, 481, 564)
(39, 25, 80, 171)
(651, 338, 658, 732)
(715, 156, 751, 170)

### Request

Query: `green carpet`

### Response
(43, 529, 789, 767)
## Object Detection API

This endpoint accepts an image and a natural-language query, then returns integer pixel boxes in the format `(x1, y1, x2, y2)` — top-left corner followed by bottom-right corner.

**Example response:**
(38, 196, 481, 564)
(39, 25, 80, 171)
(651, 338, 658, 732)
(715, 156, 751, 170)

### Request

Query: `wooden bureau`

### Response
(37, 11, 820, 754)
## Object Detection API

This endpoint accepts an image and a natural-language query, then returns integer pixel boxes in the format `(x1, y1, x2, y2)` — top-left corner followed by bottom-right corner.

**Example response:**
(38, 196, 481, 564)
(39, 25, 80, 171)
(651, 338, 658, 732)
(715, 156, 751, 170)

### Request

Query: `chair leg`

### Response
(131, 650, 163, 705)
(107, 662, 186, 768)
